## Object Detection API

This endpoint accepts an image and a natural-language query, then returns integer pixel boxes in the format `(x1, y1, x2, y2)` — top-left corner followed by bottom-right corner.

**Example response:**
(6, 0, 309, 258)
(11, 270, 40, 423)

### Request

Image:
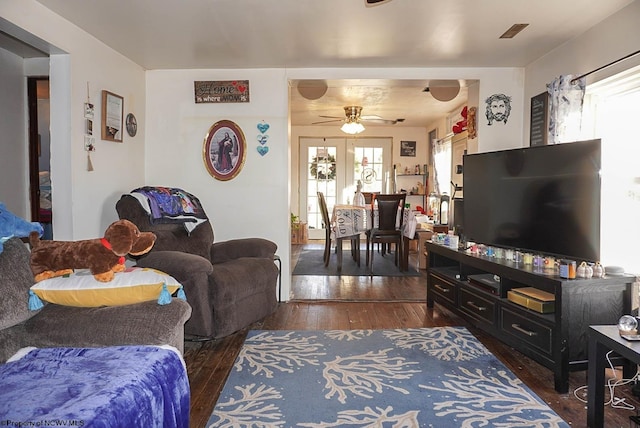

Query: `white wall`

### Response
(145, 68, 291, 294)
(524, 1, 640, 140)
(475, 69, 525, 153)
(0, 0, 146, 240)
(0, 47, 27, 215)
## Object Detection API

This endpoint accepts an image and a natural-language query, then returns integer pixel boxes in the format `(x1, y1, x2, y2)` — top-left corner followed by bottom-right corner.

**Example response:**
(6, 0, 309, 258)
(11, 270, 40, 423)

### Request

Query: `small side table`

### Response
(587, 325, 640, 427)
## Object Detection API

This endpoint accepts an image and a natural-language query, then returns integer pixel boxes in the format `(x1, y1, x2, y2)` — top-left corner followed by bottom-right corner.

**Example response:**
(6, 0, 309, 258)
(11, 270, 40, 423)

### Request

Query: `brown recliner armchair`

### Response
(116, 190, 279, 339)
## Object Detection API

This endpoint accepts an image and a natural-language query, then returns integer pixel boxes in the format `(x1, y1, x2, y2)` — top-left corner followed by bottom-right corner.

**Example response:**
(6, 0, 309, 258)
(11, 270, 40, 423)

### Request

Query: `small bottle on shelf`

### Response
(439, 193, 450, 225)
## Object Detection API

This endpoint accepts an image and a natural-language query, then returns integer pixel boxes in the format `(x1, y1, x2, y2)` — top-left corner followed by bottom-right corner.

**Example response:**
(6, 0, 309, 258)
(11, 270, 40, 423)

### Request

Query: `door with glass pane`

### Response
(300, 138, 341, 239)
(349, 139, 392, 196)
(300, 137, 391, 240)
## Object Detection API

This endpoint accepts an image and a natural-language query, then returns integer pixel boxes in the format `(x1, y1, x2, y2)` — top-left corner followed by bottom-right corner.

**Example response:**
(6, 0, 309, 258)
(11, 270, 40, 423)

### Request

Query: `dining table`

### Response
(331, 204, 424, 272)
(332, 204, 371, 238)
(331, 204, 371, 272)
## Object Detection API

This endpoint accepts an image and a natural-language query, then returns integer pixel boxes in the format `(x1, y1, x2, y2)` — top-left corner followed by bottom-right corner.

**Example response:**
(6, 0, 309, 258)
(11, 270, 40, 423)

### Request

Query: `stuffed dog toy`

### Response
(29, 219, 156, 282)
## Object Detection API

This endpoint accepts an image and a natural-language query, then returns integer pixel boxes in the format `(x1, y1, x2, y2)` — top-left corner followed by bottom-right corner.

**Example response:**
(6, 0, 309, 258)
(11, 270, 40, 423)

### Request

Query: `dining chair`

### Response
(367, 193, 406, 274)
(363, 192, 376, 266)
(362, 192, 377, 205)
(317, 191, 360, 273)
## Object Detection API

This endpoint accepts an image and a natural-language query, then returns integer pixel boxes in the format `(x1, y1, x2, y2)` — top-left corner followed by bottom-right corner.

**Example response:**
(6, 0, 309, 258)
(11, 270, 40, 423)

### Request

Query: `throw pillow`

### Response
(29, 267, 186, 308)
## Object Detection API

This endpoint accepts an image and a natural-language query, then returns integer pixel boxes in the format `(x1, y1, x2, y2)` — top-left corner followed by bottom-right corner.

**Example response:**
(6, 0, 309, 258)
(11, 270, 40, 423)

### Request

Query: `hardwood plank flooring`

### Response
(290, 241, 428, 301)
(184, 242, 640, 428)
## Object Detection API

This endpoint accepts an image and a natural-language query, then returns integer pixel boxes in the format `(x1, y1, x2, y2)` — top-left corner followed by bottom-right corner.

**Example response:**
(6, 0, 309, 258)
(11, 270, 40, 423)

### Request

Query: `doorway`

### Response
(27, 77, 52, 239)
(299, 137, 392, 239)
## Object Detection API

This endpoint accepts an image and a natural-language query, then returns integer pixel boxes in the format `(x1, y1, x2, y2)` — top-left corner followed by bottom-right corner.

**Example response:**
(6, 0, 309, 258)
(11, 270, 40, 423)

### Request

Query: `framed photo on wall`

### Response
(101, 90, 123, 142)
(203, 120, 246, 181)
(400, 140, 416, 157)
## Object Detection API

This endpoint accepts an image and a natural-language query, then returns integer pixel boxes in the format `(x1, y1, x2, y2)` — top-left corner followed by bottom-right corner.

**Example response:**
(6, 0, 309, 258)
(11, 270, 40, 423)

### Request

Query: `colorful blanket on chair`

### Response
(131, 186, 208, 232)
(0, 345, 190, 427)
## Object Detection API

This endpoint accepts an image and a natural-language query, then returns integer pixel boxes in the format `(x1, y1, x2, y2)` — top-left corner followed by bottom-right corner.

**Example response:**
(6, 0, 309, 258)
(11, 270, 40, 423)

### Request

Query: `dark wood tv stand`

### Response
(425, 241, 636, 393)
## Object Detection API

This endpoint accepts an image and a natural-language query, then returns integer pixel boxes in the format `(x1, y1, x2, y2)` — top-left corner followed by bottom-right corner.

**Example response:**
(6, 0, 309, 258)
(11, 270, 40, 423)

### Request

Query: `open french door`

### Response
(300, 137, 392, 239)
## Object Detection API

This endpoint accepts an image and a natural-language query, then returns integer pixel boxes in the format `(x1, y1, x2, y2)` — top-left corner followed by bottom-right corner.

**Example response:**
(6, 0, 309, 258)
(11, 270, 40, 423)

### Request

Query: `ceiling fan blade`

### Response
(311, 119, 343, 125)
(366, 0, 392, 5)
(360, 115, 400, 125)
(361, 118, 397, 125)
(318, 115, 344, 119)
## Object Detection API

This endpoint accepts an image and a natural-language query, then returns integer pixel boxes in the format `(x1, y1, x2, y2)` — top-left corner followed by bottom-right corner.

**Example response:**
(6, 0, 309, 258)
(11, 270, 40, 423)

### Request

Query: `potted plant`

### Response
(290, 213, 308, 244)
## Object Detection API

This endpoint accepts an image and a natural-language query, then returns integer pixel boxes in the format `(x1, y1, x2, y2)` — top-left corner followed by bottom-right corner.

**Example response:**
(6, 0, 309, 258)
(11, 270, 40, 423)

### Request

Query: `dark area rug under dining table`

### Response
(292, 248, 420, 277)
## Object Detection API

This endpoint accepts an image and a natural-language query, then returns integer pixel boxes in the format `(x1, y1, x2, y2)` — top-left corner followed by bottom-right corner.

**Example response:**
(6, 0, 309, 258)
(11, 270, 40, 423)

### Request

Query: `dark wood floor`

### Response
(184, 242, 640, 428)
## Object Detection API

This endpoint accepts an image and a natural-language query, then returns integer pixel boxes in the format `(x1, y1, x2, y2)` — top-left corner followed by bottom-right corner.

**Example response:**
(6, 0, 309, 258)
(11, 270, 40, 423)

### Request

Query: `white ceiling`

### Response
(24, 0, 636, 128)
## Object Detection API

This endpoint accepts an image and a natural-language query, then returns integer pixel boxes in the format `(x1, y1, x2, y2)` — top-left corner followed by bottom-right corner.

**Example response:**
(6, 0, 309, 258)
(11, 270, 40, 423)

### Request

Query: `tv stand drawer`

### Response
(459, 287, 495, 324)
(429, 273, 457, 306)
(501, 307, 553, 355)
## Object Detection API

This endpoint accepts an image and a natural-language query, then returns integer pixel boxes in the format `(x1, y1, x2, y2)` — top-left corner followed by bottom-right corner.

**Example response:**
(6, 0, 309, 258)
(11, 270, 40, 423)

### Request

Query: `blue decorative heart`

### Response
(257, 134, 269, 145)
(257, 123, 270, 134)
(257, 145, 269, 156)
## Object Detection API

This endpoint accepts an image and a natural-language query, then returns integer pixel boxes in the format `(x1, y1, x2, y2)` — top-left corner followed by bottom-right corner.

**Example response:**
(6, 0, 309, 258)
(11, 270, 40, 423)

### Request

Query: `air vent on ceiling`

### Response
(499, 24, 529, 39)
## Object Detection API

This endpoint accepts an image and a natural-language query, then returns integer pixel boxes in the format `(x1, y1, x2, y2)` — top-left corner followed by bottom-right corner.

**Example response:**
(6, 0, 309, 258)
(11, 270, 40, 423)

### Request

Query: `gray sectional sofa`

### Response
(0, 237, 192, 362)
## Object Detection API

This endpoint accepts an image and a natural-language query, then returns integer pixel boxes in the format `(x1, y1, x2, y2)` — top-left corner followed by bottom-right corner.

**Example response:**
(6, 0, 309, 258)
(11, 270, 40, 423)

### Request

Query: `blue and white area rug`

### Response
(207, 327, 569, 427)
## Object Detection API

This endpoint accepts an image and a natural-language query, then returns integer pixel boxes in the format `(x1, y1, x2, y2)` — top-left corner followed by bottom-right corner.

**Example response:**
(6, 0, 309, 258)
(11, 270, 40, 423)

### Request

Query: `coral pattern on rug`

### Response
(207, 327, 569, 427)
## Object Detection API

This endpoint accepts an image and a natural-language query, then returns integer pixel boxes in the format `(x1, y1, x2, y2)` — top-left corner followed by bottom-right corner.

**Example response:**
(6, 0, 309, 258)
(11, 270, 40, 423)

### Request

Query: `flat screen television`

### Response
(463, 139, 601, 262)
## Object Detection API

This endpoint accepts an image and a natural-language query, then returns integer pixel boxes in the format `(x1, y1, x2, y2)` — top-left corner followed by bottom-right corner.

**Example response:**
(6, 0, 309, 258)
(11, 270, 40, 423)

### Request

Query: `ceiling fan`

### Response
(312, 106, 404, 126)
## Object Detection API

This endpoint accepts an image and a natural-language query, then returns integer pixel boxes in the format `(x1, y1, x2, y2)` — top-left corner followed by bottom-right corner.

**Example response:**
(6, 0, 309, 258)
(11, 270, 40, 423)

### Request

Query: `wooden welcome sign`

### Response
(194, 80, 250, 104)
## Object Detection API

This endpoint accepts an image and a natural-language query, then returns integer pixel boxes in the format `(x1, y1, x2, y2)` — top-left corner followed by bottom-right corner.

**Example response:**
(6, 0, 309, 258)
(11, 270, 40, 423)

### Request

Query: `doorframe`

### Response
(299, 136, 392, 240)
(27, 76, 49, 223)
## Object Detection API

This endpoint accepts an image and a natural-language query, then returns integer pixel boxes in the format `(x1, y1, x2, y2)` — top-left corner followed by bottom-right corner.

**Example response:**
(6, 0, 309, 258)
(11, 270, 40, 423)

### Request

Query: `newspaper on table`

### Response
(333, 205, 370, 238)
(403, 210, 418, 239)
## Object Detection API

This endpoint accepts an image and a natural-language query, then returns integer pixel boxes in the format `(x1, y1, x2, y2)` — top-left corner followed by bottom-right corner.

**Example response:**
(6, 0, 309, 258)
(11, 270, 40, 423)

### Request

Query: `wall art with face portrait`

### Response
(485, 93, 512, 126)
(203, 120, 246, 181)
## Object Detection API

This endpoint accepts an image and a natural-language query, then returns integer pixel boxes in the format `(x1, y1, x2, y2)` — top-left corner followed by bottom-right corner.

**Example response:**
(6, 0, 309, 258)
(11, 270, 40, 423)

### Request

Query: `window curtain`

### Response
(547, 74, 586, 145)
(432, 136, 451, 195)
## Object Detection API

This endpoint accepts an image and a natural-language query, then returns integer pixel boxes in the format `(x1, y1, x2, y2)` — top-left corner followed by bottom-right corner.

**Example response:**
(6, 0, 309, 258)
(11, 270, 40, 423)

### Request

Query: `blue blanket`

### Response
(0, 346, 190, 427)
(131, 186, 207, 224)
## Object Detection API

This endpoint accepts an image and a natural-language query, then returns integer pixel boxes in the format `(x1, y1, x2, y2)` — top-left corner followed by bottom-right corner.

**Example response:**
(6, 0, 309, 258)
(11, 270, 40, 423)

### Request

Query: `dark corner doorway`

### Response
(27, 76, 52, 240)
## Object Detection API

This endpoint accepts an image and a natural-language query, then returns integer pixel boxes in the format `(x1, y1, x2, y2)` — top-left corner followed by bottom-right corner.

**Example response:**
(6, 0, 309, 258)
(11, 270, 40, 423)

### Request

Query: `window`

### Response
(583, 65, 640, 274)
(432, 136, 452, 196)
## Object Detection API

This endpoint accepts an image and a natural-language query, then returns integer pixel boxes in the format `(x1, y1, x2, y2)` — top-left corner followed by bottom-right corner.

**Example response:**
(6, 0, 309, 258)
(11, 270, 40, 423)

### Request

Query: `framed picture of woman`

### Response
(203, 119, 246, 181)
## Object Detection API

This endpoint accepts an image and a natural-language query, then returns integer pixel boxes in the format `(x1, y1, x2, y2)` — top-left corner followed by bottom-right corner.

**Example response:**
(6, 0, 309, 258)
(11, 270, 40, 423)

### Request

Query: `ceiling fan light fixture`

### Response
(341, 121, 365, 134)
(340, 106, 365, 134)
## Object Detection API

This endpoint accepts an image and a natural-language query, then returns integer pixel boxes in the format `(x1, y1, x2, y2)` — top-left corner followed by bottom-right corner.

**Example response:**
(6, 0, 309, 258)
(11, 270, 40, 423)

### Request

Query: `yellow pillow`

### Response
(29, 267, 185, 308)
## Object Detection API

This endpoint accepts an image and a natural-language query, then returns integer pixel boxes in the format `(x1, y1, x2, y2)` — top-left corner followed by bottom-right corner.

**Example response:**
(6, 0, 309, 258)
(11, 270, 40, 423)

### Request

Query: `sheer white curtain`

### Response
(432, 136, 452, 196)
(547, 74, 586, 144)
